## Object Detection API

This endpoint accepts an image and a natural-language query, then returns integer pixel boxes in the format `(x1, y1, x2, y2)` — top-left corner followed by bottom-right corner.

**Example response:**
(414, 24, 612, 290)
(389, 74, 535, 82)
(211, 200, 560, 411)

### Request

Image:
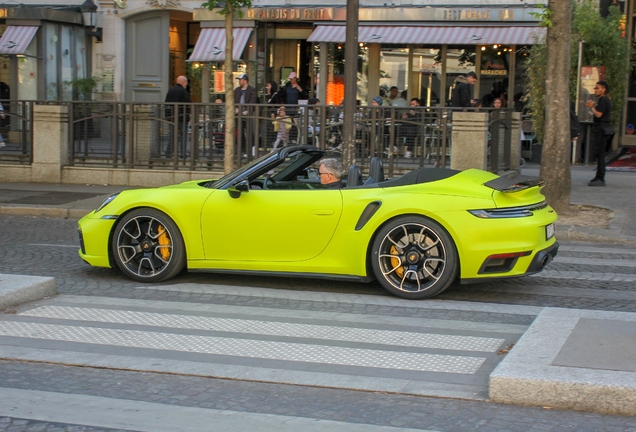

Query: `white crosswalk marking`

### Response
(21, 305, 505, 352)
(0, 320, 486, 374)
(0, 293, 523, 402)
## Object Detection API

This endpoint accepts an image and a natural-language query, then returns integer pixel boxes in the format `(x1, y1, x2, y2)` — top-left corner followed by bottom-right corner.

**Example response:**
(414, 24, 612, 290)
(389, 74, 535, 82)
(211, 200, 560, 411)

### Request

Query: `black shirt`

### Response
(593, 96, 611, 124)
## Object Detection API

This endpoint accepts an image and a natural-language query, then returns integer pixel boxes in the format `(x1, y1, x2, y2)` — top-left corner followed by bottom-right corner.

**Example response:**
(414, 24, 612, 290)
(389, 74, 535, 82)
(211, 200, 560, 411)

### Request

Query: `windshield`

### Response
(205, 152, 274, 189)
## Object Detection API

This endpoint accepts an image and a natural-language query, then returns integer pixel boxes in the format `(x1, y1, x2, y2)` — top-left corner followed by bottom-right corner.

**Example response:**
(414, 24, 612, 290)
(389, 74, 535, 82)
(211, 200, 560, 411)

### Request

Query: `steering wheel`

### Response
(262, 174, 276, 190)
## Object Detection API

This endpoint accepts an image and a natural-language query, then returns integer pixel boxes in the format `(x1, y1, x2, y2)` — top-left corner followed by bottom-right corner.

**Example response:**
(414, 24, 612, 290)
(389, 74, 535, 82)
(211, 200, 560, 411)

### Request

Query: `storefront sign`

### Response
(246, 8, 333, 21)
(442, 9, 516, 21)
(481, 70, 508, 76)
(443, 10, 491, 21)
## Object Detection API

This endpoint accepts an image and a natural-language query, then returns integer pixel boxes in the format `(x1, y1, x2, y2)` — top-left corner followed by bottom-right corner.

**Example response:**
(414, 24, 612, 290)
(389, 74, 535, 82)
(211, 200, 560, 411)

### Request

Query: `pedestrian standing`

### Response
(233, 73, 257, 157)
(164, 75, 191, 156)
(280, 71, 307, 106)
(585, 80, 612, 187)
(451, 71, 476, 108)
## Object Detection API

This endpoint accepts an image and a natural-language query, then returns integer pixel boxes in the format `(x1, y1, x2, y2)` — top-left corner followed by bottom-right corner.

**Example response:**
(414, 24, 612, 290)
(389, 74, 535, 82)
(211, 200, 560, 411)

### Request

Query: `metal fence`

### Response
(0, 100, 34, 165)
(0, 100, 516, 176)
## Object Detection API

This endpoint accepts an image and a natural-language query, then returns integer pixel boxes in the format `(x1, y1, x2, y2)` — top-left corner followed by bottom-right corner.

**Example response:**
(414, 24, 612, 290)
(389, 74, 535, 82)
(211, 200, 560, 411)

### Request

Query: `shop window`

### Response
(313, 43, 368, 106)
(41, 24, 89, 101)
(44, 23, 59, 100)
(478, 45, 510, 108)
(380, 46, 409, 100)
(17, 35, 37, 100)
(445, 47, 475, 106)
(61, 26, 73, 100)
(412, 48, 442, 107)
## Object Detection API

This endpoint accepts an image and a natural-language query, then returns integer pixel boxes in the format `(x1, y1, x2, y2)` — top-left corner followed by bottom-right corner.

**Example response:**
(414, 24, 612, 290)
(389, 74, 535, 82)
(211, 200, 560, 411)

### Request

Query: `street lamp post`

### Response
(80, 0, 103, 42)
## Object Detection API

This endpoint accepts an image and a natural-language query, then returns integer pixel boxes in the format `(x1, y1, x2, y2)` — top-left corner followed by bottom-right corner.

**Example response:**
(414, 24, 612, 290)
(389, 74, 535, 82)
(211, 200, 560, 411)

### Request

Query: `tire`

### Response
(371, 215, 458, 300)
(111, 208, 186, 282)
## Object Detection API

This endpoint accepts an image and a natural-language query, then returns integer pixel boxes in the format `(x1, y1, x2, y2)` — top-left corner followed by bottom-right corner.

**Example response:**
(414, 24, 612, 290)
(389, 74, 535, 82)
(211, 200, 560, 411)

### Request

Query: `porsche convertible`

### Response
(78, 145, 558, 300)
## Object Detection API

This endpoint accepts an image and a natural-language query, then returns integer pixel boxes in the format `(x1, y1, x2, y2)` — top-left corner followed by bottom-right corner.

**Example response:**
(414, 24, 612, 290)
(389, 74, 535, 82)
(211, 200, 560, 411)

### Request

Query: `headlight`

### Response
(95, 193, 120, 213)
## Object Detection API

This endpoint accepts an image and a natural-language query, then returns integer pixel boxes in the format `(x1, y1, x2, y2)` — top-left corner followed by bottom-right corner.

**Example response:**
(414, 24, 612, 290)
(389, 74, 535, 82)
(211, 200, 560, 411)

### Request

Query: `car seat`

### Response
(364, 157, 385, 185)
(346, 165, 362, 187)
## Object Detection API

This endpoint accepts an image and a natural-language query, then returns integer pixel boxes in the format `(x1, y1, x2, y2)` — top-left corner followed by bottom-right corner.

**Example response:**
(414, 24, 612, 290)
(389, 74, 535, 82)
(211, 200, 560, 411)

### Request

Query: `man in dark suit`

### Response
(165, 75, 191, 157)
(233, 73, 257, 157)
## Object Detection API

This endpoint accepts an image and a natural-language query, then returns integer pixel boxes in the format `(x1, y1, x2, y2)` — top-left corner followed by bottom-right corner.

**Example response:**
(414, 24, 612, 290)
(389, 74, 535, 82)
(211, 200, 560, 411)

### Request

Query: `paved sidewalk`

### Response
(522, 164, 636, 244)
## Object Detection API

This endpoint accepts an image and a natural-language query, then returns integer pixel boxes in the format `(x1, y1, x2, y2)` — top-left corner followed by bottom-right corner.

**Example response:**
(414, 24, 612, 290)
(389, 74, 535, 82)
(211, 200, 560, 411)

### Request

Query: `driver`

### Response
(319, 158, 344, 189)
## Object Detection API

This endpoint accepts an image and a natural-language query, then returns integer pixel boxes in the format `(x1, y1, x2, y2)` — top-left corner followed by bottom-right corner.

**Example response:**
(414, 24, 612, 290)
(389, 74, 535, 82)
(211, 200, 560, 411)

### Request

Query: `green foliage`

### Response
(573, 0, 630, 126)
(201, 0, 253, 17)
(529, 4, 553, 28)
(63, 76, 102, 101)
(521, 43, 547, 142)
(524, 0, 630, 141)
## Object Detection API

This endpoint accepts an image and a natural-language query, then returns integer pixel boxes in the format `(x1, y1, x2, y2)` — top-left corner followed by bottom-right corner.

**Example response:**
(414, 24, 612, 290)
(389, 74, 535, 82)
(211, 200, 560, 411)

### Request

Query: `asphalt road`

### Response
(1, 215, 636, 431)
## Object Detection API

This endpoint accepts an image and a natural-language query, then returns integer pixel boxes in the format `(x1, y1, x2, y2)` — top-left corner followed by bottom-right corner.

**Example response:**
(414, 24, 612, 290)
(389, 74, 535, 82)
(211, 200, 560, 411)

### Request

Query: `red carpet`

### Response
(607, 148, 636, 172)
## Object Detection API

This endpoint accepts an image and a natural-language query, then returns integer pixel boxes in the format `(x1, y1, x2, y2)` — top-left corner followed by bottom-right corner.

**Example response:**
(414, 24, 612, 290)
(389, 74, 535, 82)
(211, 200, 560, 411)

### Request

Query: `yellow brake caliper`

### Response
(390, 245, 404, 278)
(157, 225, 171, 260)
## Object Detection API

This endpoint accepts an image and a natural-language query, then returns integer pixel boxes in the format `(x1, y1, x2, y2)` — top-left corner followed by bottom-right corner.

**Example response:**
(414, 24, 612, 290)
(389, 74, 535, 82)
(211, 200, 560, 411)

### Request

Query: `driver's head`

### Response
(319, 158, 343, 185)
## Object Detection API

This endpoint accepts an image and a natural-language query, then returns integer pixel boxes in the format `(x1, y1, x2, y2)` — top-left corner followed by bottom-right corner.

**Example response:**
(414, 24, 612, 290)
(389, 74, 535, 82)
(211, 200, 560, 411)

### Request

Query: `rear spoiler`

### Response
(483, 176, 546, 193)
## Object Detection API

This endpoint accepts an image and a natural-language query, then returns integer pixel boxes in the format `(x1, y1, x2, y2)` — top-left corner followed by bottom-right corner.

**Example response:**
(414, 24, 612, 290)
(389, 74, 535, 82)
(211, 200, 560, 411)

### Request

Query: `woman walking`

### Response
(585, 80, 612, 187)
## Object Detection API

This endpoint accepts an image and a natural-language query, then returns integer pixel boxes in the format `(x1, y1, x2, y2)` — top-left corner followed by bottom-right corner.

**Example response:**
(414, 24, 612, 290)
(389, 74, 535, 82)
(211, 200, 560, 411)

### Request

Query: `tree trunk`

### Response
(224, 8, 235, 174)
(539, 2, 573, 214)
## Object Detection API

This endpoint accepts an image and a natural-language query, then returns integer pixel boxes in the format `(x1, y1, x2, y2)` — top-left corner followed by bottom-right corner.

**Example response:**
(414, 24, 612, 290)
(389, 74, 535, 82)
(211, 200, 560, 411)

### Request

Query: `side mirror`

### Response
(228, 179, 250, 199)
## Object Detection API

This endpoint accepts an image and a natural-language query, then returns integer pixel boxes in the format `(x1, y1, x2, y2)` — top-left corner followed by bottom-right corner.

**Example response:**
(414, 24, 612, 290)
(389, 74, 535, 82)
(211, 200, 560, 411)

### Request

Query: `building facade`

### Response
(1, 0, 546, 108)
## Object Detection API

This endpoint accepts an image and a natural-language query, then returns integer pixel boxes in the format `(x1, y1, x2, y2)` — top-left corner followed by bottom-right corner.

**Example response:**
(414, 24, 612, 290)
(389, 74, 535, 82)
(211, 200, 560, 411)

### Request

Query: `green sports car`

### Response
(78, 145, 558, 300)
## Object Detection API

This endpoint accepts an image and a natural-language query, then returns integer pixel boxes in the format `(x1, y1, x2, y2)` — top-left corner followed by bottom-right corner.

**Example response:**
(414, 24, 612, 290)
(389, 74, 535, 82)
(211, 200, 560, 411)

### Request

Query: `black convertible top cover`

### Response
(380, 168, 460, 188)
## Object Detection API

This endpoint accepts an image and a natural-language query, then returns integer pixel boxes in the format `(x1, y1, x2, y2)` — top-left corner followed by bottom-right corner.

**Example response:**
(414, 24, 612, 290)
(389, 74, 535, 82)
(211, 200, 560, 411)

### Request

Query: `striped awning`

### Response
(307, 25, 545, 45)
(188, 28, 253, 62)
(0, 26, 39, 55)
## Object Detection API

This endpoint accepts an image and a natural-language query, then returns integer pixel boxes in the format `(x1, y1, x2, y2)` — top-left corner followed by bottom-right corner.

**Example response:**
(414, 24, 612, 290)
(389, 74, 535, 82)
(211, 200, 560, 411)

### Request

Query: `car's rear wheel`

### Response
(111, 208, 185, 282)
(371, 216, 458, 299)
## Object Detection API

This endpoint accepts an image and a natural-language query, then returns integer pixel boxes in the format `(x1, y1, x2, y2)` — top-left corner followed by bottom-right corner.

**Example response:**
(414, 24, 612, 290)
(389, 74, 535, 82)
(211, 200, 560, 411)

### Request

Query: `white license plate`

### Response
(546, 223, 555, 240)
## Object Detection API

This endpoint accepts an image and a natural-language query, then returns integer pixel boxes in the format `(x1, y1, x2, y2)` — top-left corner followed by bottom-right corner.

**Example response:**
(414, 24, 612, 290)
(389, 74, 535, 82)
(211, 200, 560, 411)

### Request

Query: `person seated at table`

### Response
(400, 98, 422, 158)
(319, 158, 344, 189)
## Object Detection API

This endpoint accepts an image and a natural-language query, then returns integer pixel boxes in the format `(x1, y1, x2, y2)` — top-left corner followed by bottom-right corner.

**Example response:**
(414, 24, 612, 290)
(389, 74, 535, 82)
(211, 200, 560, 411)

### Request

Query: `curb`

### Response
(0, 206, 92, 220)
(0, 274, 57, 311)
(490, 307, 636, 416)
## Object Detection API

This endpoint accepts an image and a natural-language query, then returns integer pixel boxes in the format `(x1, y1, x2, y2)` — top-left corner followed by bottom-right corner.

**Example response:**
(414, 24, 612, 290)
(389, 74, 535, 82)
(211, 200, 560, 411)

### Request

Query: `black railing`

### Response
(0, 100, 515, 176)
(0, 100, 34, 165)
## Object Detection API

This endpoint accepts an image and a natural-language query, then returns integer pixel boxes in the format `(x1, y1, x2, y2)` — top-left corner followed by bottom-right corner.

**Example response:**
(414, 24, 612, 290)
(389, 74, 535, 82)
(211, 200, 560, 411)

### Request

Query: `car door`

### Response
(200, 188, 343, 262)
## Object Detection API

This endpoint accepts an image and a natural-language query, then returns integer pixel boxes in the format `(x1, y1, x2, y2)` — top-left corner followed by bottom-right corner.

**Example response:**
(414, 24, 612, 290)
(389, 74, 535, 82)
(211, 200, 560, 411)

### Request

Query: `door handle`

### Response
(310, 209, 335, 216)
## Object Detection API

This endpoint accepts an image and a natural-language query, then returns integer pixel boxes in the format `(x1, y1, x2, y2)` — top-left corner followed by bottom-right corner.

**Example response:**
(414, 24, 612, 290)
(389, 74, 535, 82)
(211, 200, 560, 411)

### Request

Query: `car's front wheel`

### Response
(111, 208, 186, 282)
(371, 216, 458, 299)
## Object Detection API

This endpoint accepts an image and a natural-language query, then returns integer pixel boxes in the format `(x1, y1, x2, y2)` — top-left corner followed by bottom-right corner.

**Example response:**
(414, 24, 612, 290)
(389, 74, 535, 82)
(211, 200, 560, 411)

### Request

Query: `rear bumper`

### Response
(461, 242, 558, 284)
(525, 241, 559, 274)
